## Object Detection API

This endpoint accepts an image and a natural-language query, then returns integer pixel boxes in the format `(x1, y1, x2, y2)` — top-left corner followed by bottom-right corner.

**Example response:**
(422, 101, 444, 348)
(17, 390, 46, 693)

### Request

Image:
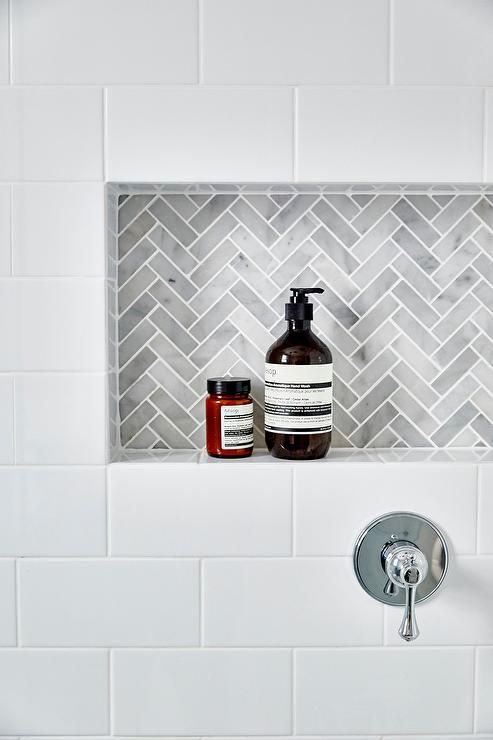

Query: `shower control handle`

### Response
(383, 542, 428, 642)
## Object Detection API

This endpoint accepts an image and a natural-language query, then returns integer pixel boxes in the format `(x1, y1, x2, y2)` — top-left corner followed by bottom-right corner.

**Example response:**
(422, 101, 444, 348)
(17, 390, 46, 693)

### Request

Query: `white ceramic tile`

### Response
(479, 465, 493, 553)
(296, 648, 473, 734)
(0, 375, 14, 464)
(394, 0, 493, 85)
(15, 373, 107, 464)
(0, 87, 103, 181)
(0, 184, 11, 274)
(297, 87, 483, 182)
(12, 0, 197, 84)
(295, 463, 477, 555)
(12, 183, 105, 276)
(0, 561, 16, 646)
(107, 87, 293, 181)
(202, 0, 388, 84)
(0, 0, 8, 83)
(20, 559, 199, 646)
(477, 647, 493, 732)
(0, 650, 108, 733)
(203, 558, 382, 646)
(109, 465, 291, 555)
(384, 557, 493, 645)
(0, 279, 105, 370)
(0, 467, 106, 556)
(113, 649, 291, 734)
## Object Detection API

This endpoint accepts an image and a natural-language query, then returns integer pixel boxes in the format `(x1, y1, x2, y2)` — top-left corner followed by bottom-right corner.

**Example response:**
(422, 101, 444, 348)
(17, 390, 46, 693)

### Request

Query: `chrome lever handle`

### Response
(384, 544, 428, 643)
(399, 579, 419, 641)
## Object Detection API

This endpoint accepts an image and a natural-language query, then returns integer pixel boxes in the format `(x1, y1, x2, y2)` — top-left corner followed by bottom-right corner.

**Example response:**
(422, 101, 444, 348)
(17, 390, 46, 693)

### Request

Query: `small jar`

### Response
(206, 377, 253, 458)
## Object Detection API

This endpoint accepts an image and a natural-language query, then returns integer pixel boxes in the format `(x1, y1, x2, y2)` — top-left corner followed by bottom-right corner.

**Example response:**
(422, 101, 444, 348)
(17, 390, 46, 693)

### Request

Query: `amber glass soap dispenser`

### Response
(265, 287, 332, 460)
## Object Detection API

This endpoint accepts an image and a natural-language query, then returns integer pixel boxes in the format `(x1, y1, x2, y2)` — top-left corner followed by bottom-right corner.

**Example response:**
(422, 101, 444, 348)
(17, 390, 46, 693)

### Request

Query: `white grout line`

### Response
(291, 648, 296, 735)
(388, 0, 394, 86)
(102, 87, 108, 183)
(292, 87, 298, 182)
(11, 373, 16, 464)
(14, 558, 20, 647)
(482, 87, 489, 183)
(199, 558, 204, 646)
(9, 183, 13, 275)
(108, 649, 113, 736)
(473, 645, 478, 732)
(198, 0, 203, 85)
(7, 0, 13, 85)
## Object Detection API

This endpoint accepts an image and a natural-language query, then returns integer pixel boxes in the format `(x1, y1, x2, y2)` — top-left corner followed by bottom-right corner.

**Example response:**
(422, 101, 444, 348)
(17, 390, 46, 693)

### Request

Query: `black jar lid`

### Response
(207, 377, 251, 395)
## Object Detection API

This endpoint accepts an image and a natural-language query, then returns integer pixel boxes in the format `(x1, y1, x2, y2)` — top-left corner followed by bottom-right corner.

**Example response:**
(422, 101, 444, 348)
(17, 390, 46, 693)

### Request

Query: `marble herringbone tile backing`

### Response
(109, 184, 493, 450)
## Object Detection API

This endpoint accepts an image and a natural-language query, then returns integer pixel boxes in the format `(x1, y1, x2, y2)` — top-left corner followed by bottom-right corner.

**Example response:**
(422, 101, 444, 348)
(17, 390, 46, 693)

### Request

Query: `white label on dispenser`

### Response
(264, 363, 332, 434)
(221, 403, 254, 449)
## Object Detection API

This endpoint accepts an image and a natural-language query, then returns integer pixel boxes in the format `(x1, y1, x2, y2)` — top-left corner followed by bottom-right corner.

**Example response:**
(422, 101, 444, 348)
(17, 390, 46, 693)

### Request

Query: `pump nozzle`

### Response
(285, 287, 324, 321)
(289, 287, 324, 304)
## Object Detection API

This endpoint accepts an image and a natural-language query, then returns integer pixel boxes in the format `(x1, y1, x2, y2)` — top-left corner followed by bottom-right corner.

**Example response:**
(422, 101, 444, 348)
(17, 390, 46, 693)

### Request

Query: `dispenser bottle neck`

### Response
(287, 318, 312, 332)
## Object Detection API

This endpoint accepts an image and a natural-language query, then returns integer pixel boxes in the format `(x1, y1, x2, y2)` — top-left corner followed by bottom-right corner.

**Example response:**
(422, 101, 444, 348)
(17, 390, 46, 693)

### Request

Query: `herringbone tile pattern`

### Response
(114, 186, 493, 449)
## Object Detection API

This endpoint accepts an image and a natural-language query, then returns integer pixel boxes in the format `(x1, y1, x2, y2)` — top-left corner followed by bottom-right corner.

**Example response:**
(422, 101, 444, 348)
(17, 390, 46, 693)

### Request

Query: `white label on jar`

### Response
(264, 363, 332, 435)
(221, 403, 254, 449)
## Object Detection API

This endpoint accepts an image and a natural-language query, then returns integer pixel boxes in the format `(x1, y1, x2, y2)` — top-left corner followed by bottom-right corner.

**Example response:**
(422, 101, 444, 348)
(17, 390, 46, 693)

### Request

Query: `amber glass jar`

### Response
(206, 377, 253, 458)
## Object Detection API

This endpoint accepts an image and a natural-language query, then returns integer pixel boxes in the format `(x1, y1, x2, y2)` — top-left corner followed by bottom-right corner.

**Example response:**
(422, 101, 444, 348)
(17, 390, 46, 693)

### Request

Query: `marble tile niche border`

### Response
(107, 183, 493, 453)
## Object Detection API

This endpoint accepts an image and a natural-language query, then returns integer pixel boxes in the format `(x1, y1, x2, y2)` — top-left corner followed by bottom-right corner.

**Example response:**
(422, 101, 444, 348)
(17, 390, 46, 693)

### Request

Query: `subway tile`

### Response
(109, 463, 291, 556)
(12, 183, 105, 276)
(296, 648, 473, 734)
(0, 87, 103, 180)
(20, 560, 199, 646)
(203, 558, 382, 646)
(0, 467, 106, 556)
(295, 464, 477, 555)
(297, 88, 483, 181)
(477, 647, 493, 732)
(479, 465, 493, 553)
(113, 649, 291, 734)
(202, 0, 388, 84)
(12, 0, 197, 83)
(15, 373, 107, 464)
(0, 561, 16, 646)
(0, 650, 108, 734)
(0, 375, 14, 464)
(384, 557, 493, 645)
(0, 0, 8, 83)
(0, 184, 11, 275)
(0, 279, 105, 370)
(107, 87, 293, 181)
(394, 0, 493, 85)
(109, 464, 291, 556)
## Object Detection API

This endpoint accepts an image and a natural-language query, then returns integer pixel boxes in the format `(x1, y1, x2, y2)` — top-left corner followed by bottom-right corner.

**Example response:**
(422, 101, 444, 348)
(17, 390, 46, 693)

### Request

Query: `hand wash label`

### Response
(264, 363, 333, 435)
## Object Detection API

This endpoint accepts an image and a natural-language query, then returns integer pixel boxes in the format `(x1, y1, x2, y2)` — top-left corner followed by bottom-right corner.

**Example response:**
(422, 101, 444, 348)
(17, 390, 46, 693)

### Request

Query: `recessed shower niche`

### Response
(107, 183, 493, 454)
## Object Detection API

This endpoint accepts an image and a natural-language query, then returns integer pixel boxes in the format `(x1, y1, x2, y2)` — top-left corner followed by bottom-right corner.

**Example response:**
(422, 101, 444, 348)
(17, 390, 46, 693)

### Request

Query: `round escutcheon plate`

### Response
(353, 511, 449, 607)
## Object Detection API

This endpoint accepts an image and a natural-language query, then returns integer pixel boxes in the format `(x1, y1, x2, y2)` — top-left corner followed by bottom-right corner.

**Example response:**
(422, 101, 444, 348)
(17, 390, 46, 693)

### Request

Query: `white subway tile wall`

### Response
(0, 467, 106, 556)
(12, 183, 105, 276)
(106, 87, 294, 181)
(297, 87, 484, 181)
(15, 373, 107, 464)
(2, 1, 493, 737)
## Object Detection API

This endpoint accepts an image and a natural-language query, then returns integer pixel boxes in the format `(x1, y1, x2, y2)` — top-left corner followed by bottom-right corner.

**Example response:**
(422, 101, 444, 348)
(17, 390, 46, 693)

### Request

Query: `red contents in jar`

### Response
(206, 377, 253, 458)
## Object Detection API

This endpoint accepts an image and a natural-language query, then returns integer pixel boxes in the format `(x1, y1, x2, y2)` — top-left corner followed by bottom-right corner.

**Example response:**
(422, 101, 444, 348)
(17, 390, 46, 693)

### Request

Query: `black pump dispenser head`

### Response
(285, 287, 324, 321)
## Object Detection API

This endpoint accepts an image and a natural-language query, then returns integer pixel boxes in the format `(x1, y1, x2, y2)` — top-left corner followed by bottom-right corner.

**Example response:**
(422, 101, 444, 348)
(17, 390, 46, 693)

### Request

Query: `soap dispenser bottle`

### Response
(265, 287, 332, 460)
